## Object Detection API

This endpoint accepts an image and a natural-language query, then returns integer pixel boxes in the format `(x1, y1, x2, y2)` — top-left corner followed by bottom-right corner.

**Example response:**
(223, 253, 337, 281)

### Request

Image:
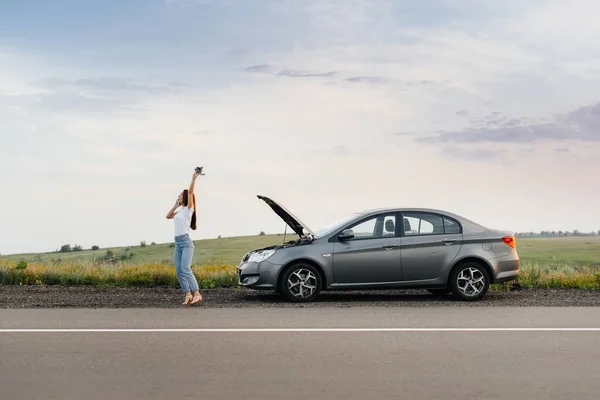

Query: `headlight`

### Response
(247, 249, 275, 263)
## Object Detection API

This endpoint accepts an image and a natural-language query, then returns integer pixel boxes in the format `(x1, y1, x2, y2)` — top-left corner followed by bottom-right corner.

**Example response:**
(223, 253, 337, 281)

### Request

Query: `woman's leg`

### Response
(174, 239, 191, 296)
(180, 238, 201, 302)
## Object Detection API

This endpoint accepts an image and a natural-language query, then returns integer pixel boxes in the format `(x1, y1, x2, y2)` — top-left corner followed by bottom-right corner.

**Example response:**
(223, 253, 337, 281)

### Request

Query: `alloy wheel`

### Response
(456, 267, 486, 297)
(287, 268, 318, 299)
(280, 264, 323, 302)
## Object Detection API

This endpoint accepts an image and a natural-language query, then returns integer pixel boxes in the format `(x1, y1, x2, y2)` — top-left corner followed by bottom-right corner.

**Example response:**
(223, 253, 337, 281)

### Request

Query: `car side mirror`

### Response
(338, 229, 355, 241)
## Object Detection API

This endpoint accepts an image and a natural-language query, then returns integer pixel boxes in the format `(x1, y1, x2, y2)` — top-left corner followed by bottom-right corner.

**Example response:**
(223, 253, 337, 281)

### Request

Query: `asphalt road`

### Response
(2, 308, 600, 399)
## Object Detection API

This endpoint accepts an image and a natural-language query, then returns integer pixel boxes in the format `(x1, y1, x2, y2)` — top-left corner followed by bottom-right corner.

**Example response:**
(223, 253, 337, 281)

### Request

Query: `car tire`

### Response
(449, 261, 490, 301)
(279, 263, 322, 303)
(427, 288, 451, 296)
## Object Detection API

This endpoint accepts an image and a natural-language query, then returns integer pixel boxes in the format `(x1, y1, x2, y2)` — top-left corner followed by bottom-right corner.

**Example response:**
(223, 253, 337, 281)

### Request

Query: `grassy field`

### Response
(1, 235, 599, 290)
(1, 234, 285, 265)
(3, 235, 600, 267)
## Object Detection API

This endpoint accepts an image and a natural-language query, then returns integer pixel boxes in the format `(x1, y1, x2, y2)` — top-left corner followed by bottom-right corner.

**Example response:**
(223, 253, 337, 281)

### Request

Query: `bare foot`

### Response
(190, 293, 203, 305)
(183, 293, 193, 305)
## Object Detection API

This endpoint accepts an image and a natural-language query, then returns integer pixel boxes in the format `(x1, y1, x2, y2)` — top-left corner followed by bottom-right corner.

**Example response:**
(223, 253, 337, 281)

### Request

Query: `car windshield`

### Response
(313, 213, 362, 237)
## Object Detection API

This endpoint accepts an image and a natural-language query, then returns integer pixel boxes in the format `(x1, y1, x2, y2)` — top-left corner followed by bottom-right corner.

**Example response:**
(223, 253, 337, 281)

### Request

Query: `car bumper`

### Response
(237, 260, 281, 289)
(491, 257, 520, 283)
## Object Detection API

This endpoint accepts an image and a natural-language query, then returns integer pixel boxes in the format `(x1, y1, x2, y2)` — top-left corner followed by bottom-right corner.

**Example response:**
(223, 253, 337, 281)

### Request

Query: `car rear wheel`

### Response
(449, 262, 490, 301)
(280, 263, 322, 303)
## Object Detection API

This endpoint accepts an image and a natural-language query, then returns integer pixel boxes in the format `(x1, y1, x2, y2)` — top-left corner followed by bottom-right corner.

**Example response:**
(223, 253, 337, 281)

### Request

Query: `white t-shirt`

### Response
(174, 206, 194, 237)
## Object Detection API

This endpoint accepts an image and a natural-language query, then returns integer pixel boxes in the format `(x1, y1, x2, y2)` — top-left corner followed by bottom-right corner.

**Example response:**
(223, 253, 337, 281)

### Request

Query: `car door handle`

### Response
(381, 244, 399, 250)
(442, 239, 455, 245)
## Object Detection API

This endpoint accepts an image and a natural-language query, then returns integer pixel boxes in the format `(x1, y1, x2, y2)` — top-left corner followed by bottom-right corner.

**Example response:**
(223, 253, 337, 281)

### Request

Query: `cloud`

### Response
(0, 76, 198, 120)
(441, 146, 506, 161)
(244, 64, 337, 78)
(193, 130, 217, 135)
(227, 48, 248, 56)
(393, 131, 421, 137)
(555, 147, 570, 152)
(244, 65, 437, 89)
(456, 110, 469, 117)
(41, 77, 191, 95)
(331, 145, 350, 156)
(418, 102, 600, 144)
(345, 76, 389, 85)
(0, 91, 139, 116)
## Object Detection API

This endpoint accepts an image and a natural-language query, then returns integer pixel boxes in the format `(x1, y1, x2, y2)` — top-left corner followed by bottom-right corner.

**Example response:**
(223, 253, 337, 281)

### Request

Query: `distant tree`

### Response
(73, 245, 83, 252)
(259, 231, 266, 236)
(91, 245, 100, 251)
(573, 230, 580, 236)
(140, 241, 147, 248)
(60, 244, 72, 253)
(99, 250, 118, 264)
(151, 242, 156, 246)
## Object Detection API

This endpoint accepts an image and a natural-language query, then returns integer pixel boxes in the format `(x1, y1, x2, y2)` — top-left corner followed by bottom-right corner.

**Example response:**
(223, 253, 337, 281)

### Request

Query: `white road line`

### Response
(1, 328, 600, 333)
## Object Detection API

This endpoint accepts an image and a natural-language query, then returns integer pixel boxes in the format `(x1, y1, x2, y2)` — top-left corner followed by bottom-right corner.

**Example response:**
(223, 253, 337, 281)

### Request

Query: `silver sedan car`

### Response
(237, 195, 520, 302)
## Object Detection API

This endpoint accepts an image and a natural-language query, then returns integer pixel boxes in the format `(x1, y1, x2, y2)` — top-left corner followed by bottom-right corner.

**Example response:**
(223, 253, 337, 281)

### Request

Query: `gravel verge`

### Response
(1, 286, 599, 308)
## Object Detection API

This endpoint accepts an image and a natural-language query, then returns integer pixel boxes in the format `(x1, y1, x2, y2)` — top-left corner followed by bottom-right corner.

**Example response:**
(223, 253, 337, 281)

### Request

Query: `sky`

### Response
(1, 0, 600, 254)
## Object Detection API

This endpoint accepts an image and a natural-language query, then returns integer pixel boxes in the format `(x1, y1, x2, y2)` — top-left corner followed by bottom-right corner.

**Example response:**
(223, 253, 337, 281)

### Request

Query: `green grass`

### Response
(1, 234, 286, 265)
(4, 235, 600, 267)
(514, 236, 600, 266)
(0, 235, 599, 290)
(0, 259, 238, 289)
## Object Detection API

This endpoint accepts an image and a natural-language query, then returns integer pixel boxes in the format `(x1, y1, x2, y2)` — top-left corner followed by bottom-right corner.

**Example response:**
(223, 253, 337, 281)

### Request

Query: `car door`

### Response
(399, 212, 463, 281)
(332, 212, 402, 285)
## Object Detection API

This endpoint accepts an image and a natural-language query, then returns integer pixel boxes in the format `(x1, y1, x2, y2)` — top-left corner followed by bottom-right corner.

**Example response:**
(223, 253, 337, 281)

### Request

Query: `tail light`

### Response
(502, 236, 516, 248)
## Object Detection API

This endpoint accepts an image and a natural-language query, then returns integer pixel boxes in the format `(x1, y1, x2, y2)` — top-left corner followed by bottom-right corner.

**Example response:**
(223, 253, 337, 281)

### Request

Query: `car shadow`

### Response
(238, 290, 506, 305)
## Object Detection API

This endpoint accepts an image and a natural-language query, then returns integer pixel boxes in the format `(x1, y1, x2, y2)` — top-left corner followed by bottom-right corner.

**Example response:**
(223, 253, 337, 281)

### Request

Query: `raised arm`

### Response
(187, 171, 200, 209)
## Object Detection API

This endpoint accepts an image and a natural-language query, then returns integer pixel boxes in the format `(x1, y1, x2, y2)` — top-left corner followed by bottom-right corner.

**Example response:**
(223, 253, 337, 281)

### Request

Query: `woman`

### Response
(166, 169, 202, 305)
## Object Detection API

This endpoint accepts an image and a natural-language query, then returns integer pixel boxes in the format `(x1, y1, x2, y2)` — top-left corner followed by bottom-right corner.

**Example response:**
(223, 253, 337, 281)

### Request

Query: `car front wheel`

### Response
(280, 263, 322, 303)
(449, 262, 490, 301)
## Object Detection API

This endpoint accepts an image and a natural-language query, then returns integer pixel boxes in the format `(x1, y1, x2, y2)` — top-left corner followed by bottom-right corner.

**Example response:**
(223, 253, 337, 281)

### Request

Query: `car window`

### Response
(444, 217, 461, 234)
(403, 212, 445, 236)
(352, 217, 377, 238)
(347, 214, 396, 240)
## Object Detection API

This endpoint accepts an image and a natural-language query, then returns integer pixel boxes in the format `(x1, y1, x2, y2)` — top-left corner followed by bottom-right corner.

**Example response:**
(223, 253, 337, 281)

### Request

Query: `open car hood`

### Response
(257, 195, 315, 238)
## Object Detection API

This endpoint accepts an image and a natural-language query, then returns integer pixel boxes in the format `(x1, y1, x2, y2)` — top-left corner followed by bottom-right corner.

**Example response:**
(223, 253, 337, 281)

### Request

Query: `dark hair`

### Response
(182, 189, 197, 230)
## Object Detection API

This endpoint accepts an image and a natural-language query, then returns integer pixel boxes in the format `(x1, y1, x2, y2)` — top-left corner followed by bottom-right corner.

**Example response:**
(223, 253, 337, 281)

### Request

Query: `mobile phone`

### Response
(195, 166, 205, 175)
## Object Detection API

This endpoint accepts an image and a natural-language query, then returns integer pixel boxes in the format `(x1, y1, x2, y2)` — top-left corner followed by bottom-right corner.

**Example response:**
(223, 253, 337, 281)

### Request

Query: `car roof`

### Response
(353, 207, 490, 231)
(356, 207, 460, 216)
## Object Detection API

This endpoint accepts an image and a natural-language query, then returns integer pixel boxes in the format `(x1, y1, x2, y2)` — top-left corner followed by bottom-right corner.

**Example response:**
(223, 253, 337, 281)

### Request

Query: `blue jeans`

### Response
(173, 234, 199, 293)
